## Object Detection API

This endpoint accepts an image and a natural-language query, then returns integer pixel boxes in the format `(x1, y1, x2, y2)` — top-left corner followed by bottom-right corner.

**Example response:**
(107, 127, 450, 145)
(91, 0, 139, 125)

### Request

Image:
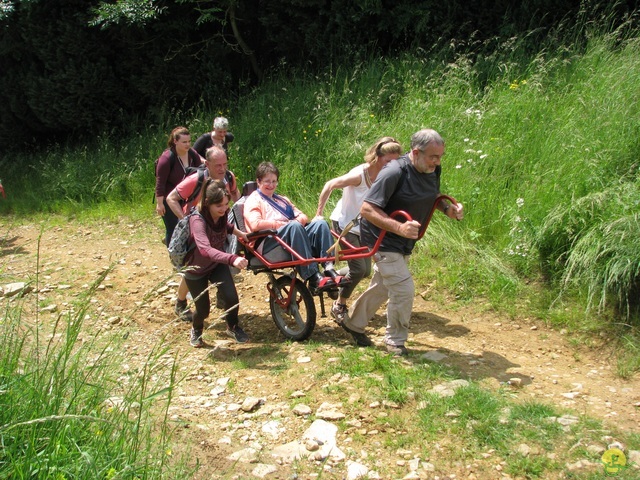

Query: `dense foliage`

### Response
(1, 0, 637, 148)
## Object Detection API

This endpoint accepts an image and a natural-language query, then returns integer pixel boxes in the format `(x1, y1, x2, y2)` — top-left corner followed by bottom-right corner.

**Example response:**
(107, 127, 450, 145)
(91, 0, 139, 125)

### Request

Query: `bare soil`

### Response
(2, 217, 638, 478)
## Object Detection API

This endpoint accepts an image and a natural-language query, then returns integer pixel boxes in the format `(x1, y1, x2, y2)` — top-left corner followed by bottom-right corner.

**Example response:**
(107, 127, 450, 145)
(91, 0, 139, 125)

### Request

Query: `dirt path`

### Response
(2, 217, 639, 476)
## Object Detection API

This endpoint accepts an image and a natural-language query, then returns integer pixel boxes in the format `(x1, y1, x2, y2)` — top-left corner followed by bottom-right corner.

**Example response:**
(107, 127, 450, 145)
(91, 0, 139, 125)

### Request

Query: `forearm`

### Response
(360, 202, 401, 235)
(316, 184, 332, 217)
(166, 192, 184, 219)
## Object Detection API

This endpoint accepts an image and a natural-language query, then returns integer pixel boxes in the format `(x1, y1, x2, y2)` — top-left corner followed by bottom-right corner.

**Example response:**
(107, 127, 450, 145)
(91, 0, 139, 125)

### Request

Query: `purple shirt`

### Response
(155, 148, 203, 198)
(185, 212, 238, 278)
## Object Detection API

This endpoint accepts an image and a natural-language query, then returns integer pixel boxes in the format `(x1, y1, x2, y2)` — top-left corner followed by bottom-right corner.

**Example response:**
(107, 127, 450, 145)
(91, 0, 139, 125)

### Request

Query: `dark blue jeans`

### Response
(261, 220, 334, 280)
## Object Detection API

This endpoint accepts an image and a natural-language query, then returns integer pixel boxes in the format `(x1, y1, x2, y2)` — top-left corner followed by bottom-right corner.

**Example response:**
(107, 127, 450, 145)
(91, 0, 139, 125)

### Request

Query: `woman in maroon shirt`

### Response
(184, 179, 249, 347)
(155, 126, 203, 246)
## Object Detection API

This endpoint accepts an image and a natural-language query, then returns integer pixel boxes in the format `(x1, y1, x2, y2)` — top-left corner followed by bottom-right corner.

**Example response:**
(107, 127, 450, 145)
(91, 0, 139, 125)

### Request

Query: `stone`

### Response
(251, 464, 277, 478)
(586, 444, 605, 456)
(430, 379, 469, 397)
(316, 402, 345, 420)
(508, 378, 522, 387)
(227, 447, 260, 463)
(421, 351, 447, 362)
(305, 440, 319, 451)
(628, 450, 640, 468)
(292, 404, 312, 416)
(346, 461, 369, 479)
(241, 396, 263, 412)
(517, 444, 531, 457)
(2, 282, 32, 297)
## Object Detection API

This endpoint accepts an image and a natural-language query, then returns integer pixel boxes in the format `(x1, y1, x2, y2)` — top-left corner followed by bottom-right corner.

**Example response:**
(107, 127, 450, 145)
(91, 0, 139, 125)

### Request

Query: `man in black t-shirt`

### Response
(339, 129, 464, 356)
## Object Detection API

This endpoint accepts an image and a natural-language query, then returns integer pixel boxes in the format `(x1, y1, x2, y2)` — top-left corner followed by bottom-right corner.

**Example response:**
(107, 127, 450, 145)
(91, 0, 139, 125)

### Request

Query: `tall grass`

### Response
(0, 14, 639, 329)
(0, 248, 189, 477)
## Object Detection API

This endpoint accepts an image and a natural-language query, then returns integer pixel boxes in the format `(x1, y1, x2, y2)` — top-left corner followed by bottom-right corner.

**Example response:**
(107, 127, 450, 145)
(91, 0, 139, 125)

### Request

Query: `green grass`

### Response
(0, 249, 189, 478)
(317, 348, 639, 478)
(4, 19, 639, 344)
(2, 16, 640, 476)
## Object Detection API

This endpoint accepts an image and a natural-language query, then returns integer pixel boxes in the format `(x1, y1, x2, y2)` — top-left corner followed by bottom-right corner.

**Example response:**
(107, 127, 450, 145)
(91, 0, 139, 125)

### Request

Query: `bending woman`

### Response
(243, 162, 341, 292)
(315, 137, 402, 323)
(184, 179, 249, 347)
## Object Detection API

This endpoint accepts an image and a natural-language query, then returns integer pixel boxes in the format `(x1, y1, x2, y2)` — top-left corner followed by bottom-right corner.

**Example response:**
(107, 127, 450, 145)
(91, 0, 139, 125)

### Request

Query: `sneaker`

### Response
(226, 325, 249, 343)
(330, 301, 349, 324)
(386, 344, 409, 357)
(190, 328, 204, 348)
(340, 322, 373, 347)
(175, 299, 193, 322)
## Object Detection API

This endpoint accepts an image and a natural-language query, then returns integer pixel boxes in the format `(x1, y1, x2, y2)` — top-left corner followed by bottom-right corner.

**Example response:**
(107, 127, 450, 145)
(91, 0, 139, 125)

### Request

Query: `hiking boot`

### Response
(226, 325, 249, 343)
(386, 344, 409, 357)
(190, 328, 204, 348)
(330, 301, 349, 324)
(175, 299, 193, 322)
(340, 322, 373, 347)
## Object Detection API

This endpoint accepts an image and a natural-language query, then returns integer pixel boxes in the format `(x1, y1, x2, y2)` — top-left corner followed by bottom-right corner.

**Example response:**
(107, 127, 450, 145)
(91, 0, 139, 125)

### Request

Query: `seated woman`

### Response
(184, 178, 250, 347)
(243, 162, 341, 292)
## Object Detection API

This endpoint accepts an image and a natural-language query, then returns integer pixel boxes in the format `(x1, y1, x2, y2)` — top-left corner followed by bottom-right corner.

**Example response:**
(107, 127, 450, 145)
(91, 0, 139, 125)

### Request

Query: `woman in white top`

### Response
(315, 137, 403, 324)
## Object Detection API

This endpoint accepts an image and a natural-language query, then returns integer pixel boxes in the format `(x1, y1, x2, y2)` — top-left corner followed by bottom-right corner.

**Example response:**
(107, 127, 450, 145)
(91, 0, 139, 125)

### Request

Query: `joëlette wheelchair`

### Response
(230, 181, 456, 341)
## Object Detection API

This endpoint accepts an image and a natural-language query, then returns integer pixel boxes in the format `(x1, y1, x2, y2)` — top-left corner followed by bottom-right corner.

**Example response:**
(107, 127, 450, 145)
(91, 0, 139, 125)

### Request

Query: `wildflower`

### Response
(516, 198, 524, 208)
(480, 154, 488, 159)
(464, 138, 470, 142)
(370, 114, 374, 118)
(456, 164, 462, 169)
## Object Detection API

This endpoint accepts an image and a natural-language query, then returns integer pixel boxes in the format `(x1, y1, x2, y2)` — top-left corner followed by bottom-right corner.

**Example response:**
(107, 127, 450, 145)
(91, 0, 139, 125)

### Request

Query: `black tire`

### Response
(269, 275, 316, 341)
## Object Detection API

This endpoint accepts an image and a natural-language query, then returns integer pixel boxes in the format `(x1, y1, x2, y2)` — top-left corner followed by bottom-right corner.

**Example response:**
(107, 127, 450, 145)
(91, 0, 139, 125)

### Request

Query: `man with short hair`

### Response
(340, 129, 464, 356)
(167, 146, 240, 219)
(166, 145, 240, 320)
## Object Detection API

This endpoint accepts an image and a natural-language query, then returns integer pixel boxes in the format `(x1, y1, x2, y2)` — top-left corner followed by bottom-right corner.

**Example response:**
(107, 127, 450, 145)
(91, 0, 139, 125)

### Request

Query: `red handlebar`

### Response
(241, 194, 458, 269)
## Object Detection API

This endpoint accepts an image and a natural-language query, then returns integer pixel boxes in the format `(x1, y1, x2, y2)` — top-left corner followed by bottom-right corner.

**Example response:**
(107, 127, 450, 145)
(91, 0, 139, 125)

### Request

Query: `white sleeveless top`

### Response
(330, 164, 372, 235)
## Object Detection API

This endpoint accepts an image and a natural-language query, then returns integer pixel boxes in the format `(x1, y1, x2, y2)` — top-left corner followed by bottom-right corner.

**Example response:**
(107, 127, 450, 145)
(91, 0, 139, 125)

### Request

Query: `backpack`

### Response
(167, 212, 202, 270)
(180, 168, 236, 207)
(183, 167, 208, 205)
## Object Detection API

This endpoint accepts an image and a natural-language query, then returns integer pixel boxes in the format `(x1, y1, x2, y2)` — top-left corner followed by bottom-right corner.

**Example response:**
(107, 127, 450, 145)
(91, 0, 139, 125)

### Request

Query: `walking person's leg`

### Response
(376, 252, 413, 355)
(184, 275, 210, 347)
(209, 265, 248, 343)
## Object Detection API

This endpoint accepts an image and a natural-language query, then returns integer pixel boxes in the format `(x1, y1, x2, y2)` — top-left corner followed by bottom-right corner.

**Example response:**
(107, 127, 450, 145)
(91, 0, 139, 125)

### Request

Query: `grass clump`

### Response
(0, 263, 189, 478)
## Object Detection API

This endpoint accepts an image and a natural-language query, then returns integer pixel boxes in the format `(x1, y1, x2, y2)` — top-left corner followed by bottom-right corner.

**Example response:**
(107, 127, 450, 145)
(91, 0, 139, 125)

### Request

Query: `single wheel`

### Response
(269, 275, 316, 341)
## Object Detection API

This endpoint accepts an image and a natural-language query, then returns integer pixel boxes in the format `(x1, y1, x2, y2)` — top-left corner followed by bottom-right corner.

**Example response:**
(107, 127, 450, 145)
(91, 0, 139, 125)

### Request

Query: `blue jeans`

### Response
(261, 220, 334, 280)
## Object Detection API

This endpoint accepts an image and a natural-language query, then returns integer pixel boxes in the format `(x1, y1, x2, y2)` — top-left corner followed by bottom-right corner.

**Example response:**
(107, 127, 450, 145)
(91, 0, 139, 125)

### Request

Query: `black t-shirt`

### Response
(193, 132, 235, 158)
(360, 155, 441, 255)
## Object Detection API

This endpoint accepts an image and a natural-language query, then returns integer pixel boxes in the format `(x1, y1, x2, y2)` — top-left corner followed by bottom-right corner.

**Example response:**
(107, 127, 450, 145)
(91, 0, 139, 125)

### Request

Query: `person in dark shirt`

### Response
(340, 129, 464, 356)
(193, 116, 235, 158)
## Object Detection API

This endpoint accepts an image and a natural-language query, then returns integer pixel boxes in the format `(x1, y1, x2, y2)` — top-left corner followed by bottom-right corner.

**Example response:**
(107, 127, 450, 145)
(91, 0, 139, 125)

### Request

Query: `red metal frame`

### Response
(239, 194, 458, 270)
